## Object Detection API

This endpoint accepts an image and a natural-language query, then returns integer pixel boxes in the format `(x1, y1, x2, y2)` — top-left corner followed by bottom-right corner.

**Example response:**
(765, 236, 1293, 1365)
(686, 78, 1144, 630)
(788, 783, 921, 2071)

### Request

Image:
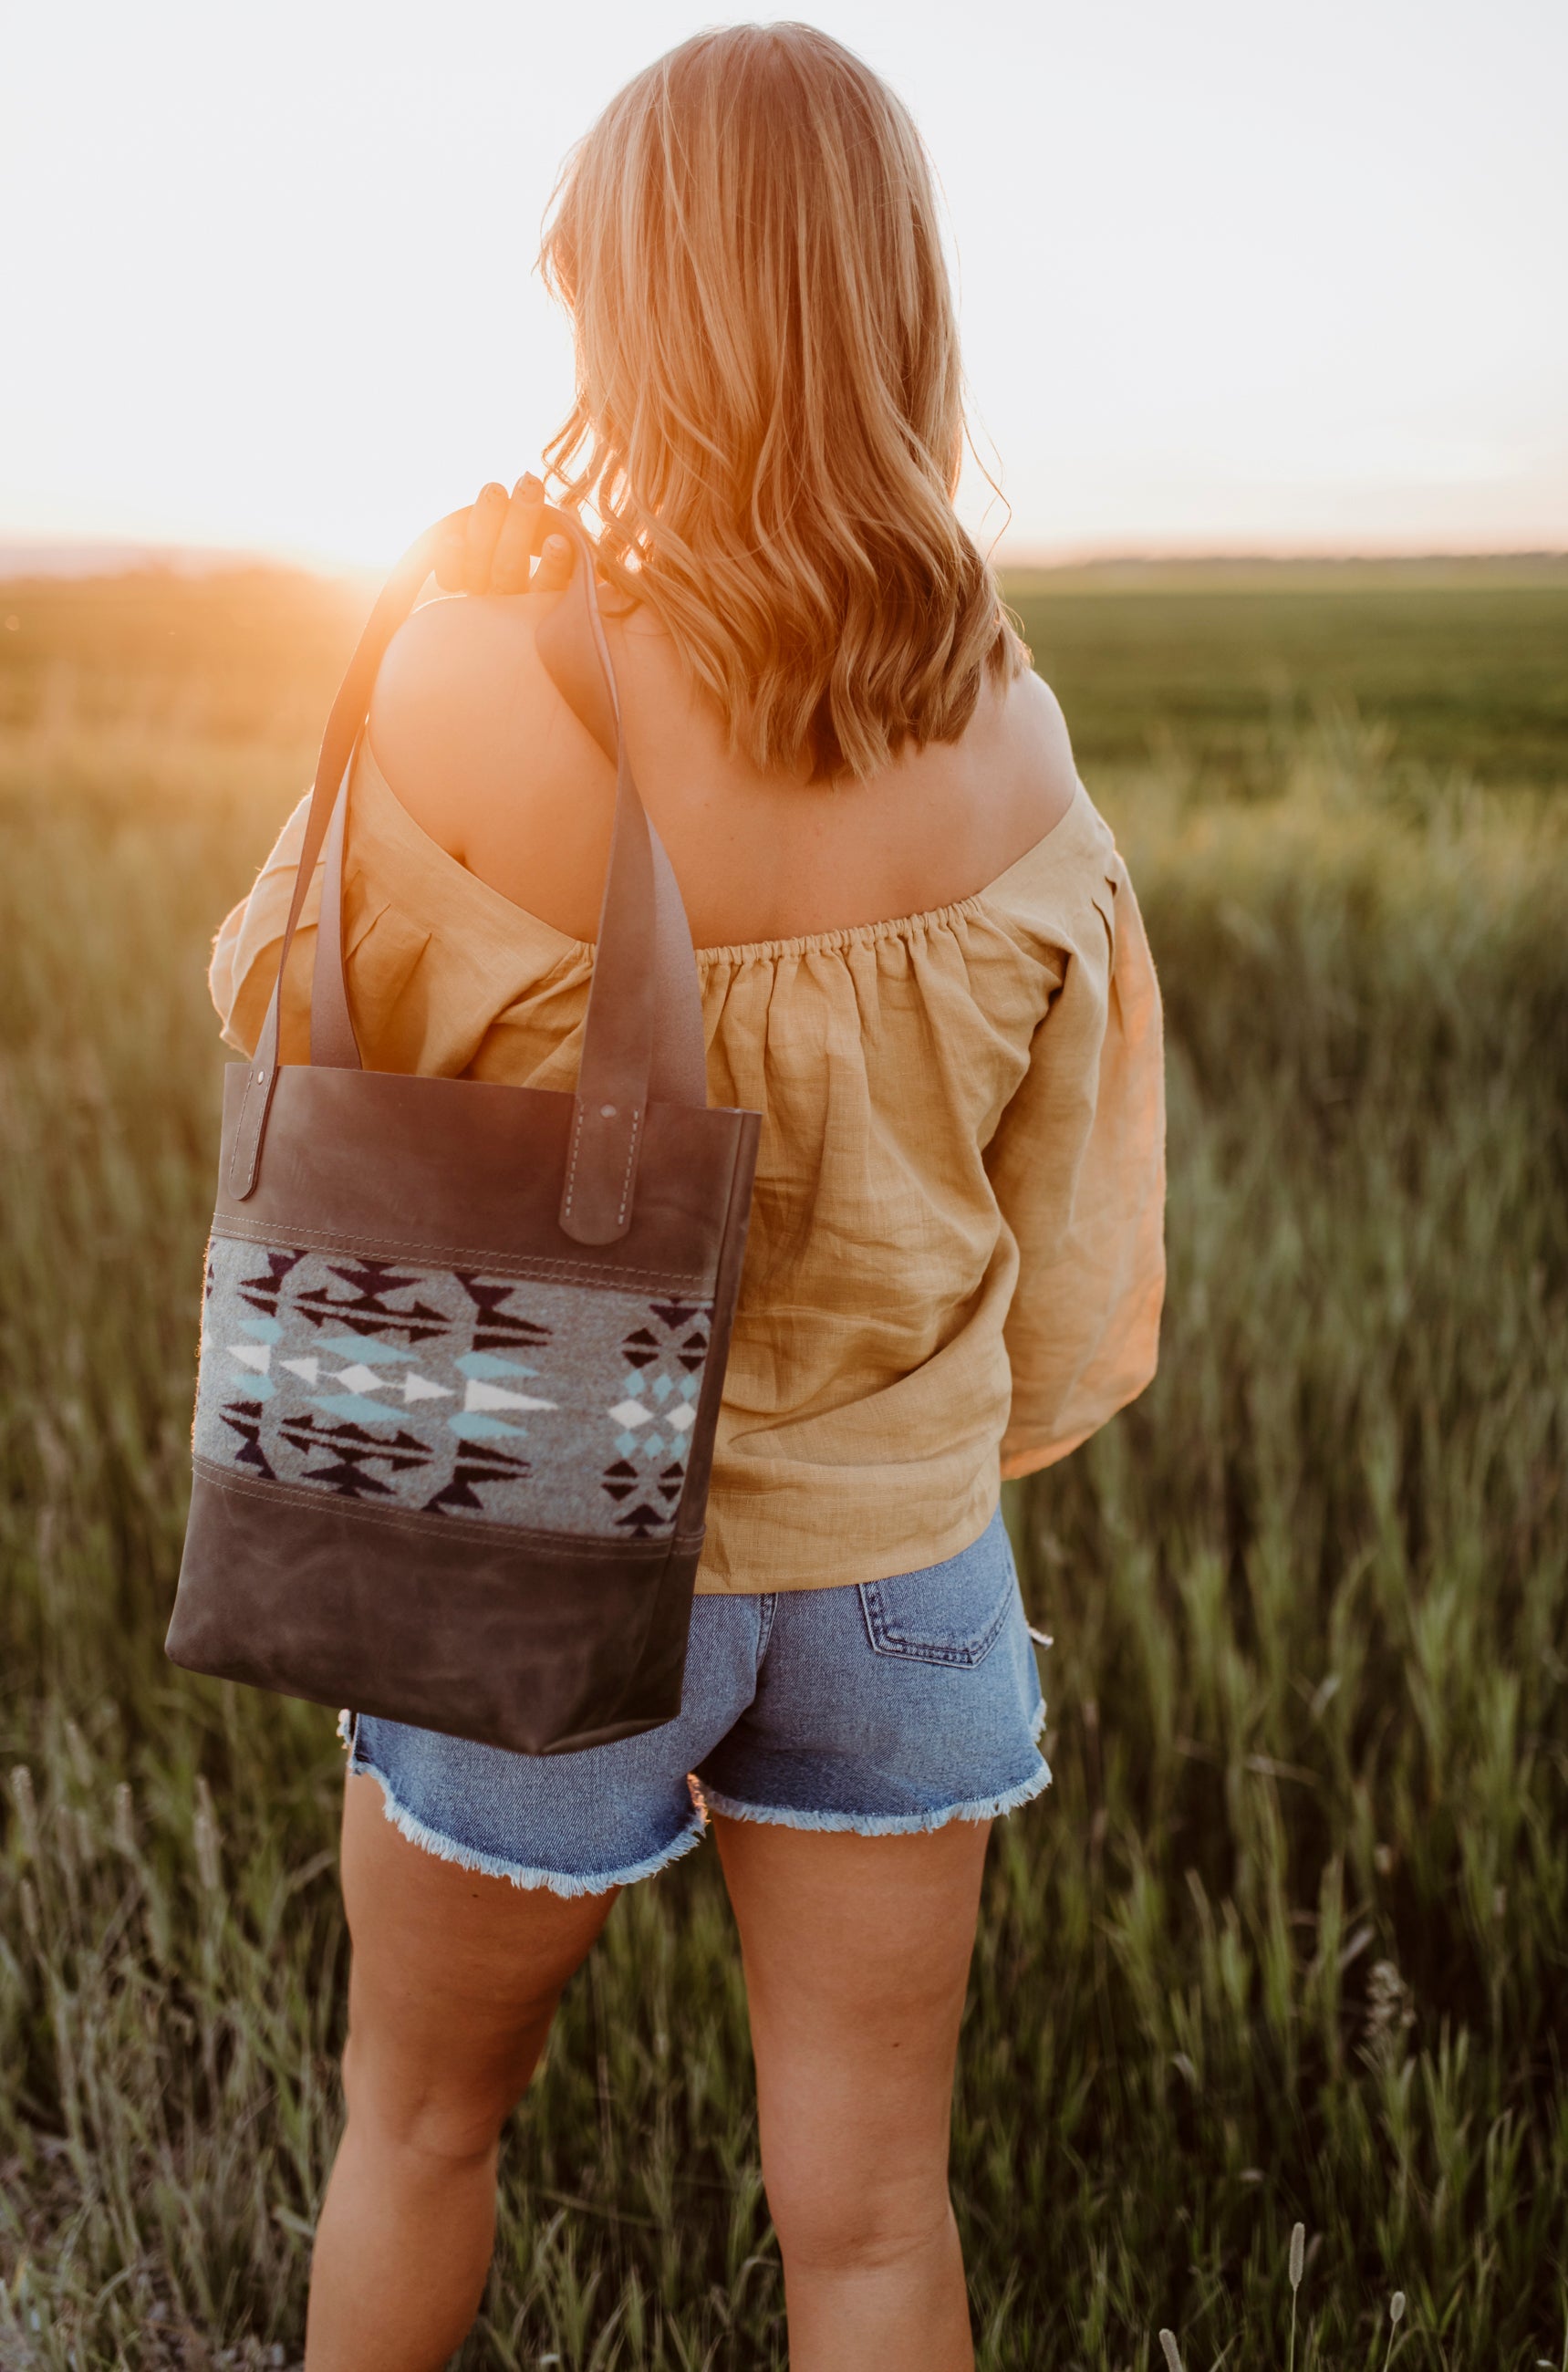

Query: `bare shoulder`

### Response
(967, 657, 1080, 847)
(367, 592, 610, 861)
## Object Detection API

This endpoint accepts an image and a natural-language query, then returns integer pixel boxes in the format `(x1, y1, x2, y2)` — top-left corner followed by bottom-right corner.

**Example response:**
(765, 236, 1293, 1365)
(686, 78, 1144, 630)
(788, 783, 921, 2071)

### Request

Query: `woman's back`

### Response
(363, 580, 1080, 951)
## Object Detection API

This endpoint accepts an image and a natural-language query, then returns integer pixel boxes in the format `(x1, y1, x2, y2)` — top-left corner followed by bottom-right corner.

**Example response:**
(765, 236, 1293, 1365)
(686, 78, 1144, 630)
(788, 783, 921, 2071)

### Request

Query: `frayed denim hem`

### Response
(699, 1752, 1053, 1839)
(344, 1740, 706, 1899)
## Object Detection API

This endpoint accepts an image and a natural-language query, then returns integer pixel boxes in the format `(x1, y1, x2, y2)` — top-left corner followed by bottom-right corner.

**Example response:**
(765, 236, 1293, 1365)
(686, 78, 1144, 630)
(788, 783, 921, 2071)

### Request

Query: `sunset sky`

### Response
(3, 0, 1563, 569)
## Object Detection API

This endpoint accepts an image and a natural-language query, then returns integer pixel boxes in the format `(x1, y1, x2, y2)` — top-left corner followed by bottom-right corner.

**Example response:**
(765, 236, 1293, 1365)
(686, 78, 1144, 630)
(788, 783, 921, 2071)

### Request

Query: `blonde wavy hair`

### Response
(539, 22, 1023, 783)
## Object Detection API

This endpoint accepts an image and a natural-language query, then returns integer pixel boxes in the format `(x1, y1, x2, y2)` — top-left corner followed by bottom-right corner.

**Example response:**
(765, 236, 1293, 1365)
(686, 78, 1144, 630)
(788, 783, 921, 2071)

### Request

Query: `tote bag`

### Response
(165, 512, 760, 1753)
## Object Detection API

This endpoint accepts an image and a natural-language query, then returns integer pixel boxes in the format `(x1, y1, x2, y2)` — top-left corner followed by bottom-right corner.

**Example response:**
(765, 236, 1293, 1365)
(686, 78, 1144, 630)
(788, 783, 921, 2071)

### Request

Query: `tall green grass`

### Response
(1, 681, 1564, 2367)
(1005, 564, 1568, 792)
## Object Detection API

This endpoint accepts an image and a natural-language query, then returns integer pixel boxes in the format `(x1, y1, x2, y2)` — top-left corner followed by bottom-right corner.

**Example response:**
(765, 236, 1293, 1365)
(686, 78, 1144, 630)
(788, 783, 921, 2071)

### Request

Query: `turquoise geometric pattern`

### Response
(192, 1237, 712, 1536)
(598, 1304, 710, 1538)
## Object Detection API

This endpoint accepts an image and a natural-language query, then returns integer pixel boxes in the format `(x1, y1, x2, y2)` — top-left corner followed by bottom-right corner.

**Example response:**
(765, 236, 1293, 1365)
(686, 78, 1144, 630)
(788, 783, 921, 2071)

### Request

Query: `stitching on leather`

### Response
(562, 1100, 588, 1216)
(616, 1107, 641, 1226)
(229, 1074, 265, 1191)
(192, 1455, 677, 1559)
(206, 1216, 712, 1291)
(562, 1101, 640, 1230)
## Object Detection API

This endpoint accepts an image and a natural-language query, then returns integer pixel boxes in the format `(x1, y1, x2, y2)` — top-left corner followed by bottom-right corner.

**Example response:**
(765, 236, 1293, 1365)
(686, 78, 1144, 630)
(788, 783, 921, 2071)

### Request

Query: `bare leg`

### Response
(714, 1814, 990, 2372)
(304, 1774, 615, 2372)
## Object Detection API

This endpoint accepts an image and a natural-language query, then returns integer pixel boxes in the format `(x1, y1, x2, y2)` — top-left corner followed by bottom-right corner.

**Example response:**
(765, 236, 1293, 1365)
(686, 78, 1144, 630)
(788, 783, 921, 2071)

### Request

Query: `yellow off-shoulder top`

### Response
(210, 742, 1166, 1594)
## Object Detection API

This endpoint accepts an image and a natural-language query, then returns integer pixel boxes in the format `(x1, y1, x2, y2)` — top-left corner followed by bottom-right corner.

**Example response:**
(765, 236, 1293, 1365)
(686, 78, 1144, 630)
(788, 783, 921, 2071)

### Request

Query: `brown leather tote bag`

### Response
(165, 513, 760, 1753)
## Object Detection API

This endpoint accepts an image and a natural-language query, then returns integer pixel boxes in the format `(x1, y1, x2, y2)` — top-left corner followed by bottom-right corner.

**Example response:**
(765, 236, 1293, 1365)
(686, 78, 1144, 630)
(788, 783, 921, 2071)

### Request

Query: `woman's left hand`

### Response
(432, 473, 575, 599)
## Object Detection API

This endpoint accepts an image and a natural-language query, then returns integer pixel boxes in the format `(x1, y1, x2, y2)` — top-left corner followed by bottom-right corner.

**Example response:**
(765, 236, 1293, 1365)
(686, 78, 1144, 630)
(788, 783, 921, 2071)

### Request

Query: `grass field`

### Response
(1007, 559, 1568, 795)
(1, 563, 1565, 2369)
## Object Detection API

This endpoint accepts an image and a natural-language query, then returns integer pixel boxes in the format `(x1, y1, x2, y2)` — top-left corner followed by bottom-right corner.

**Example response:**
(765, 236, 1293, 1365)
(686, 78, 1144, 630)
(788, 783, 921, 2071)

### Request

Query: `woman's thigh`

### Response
(337, 1773, 614, 2150)
(712, 1811, 990, 2252)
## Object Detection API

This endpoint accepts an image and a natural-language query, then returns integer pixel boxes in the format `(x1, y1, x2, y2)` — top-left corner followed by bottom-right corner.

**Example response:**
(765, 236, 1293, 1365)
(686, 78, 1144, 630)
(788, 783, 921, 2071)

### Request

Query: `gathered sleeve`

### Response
(986, 848, 1167, 1479)
(208, 792, 322, 1061)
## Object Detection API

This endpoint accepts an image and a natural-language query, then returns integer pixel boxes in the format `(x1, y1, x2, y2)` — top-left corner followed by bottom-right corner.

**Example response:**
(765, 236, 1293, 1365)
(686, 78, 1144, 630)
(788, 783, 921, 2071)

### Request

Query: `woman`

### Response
(212, 25, 1165, 2370)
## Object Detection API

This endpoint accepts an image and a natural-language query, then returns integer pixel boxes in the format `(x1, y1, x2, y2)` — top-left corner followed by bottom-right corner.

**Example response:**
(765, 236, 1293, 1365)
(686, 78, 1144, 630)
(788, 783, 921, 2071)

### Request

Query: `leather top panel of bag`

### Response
(213, 1062, 746, 1293)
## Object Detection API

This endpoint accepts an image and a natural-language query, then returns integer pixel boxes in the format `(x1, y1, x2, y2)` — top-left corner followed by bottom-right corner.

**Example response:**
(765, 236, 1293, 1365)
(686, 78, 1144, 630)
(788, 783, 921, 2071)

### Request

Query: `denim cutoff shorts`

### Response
(343, 1506, 1051, 1896)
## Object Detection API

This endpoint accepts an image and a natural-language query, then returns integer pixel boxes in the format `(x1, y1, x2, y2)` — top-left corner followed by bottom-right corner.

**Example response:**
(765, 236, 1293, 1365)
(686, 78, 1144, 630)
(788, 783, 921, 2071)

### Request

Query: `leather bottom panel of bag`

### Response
(167, 1464, 701, 1755)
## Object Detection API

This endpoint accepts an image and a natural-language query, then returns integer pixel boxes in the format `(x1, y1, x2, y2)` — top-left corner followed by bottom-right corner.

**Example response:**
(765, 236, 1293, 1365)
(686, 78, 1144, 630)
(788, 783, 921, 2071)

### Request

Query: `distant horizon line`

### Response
(2, 530, 1565, 584)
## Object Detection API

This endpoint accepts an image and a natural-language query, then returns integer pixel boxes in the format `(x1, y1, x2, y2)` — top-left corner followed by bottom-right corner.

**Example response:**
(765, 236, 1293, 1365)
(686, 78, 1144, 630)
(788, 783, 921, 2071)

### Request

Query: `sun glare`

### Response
(1, 0, 1563, 567)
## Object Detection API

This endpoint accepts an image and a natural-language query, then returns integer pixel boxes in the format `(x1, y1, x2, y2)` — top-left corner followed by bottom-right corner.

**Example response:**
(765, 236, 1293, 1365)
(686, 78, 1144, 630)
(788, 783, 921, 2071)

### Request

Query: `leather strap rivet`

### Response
(599, 1103, 617, 1118)
(255, 1069, 265, 1082)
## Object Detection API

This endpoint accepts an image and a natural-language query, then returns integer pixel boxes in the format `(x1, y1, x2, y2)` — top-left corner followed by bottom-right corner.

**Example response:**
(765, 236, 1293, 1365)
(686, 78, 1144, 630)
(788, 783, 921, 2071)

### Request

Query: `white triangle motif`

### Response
(226, 1343, 272, 1374)
(279, 1357, 320, 1386)
(403, 1373, 452, 1403)
(464, 1379, 557, 1414)
(332, 1364, 393, 1396)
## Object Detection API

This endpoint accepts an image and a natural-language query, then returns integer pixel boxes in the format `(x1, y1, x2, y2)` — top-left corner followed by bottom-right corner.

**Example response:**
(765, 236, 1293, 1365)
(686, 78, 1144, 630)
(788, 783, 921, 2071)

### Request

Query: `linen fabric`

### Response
(211, 739, 1166, 1593)
(341, 1506, 1050, 1893)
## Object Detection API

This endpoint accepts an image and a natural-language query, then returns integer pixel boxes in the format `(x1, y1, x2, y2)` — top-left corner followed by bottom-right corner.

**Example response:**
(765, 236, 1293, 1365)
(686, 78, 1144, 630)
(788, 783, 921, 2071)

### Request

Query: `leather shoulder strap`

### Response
(535, 561, 618, 760)
(227, 518, 453, 1198)
(533, 536, 709, 1131)
(229, 506, 710, 1249)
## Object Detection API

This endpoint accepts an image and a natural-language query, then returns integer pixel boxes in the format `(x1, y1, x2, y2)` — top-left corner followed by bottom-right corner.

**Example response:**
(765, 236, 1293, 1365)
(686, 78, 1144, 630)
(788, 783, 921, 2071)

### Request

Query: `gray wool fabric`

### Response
(193, 1235, 712, 1540)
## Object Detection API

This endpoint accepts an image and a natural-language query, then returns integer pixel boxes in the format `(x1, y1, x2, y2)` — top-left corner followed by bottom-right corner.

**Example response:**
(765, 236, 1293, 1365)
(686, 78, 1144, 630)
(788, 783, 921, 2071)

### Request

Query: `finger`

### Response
(432, 512, 470, 592)
(463, 482, 508, 594)
(491, 472, 544, 594)
(530, 531, 575, 600)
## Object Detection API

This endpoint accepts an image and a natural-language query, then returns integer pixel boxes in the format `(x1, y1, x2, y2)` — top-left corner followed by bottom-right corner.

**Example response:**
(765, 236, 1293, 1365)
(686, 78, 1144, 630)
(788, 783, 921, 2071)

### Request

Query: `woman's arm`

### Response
(208, 791, 317, 1056)
(206, 478, 579, 1054)
(987, 850, 1167, 1477)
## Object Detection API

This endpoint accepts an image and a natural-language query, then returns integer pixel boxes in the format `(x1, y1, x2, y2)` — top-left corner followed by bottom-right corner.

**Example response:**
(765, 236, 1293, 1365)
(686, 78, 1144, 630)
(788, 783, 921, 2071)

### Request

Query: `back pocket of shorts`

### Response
(857, 1529, 1017, 1669)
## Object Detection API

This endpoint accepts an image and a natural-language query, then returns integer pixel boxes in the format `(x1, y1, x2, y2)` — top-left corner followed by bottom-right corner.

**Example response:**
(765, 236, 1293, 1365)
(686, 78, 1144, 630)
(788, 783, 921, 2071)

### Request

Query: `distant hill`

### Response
(0, 564, 371, 744)
(0, 538, 279, 580)
(998, 552, 1568, 595)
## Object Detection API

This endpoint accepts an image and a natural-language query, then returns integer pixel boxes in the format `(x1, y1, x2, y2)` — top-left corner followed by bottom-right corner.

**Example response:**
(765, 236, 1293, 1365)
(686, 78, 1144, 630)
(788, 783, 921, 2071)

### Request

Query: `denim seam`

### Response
(345, 1738, 705, 1898)
(755, 1590, 778, 1662)
(700, 1753, 1053, 1839)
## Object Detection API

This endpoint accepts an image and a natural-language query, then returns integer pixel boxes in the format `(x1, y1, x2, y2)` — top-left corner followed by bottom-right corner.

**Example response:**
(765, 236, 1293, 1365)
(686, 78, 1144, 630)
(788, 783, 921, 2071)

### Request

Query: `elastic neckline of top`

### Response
(358, 733, 1087, 967)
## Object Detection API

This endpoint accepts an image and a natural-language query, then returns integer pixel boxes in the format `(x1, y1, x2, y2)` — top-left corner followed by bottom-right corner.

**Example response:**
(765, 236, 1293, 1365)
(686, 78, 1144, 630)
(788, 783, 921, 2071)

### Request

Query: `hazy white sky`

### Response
(3, 0, 1563, 567)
